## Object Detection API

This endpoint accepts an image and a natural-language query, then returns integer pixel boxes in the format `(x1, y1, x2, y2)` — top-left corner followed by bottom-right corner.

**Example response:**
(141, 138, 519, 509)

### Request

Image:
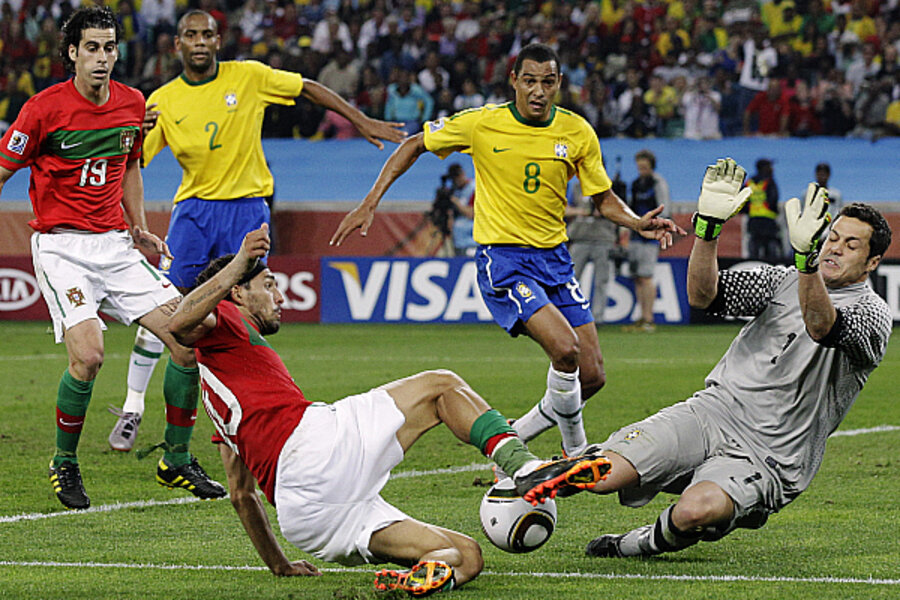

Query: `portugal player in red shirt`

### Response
(167, 224, 613, 594)
(0, 6, 225, 510)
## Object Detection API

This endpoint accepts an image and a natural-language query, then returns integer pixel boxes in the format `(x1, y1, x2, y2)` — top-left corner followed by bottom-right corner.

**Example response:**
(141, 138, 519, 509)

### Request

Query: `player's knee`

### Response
(580, 365, 606, 398)
(673, 487, 733, 530)
(454, 536, 484, 583)
(548, 337, 580, 370)
(422, 369, 466, 394)
(70, 349, 104, 380)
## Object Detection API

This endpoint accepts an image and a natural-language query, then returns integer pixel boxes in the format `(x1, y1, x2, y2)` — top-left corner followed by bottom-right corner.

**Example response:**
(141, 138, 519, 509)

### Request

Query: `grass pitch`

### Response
(0, 321, 898, 599)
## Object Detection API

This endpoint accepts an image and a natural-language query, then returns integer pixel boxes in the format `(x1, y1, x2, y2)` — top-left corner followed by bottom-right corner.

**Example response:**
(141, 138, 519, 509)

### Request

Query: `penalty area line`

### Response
(0, 561, 897, 586)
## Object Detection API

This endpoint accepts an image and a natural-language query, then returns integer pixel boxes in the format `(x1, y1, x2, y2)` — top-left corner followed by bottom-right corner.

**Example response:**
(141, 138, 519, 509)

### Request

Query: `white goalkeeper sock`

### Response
(122, 326, 164, 415)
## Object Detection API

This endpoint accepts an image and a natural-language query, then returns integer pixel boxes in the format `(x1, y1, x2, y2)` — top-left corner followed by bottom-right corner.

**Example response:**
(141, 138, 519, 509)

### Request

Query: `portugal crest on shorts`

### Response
(66, 287, 86, 308)
(119, 129, 136, 153)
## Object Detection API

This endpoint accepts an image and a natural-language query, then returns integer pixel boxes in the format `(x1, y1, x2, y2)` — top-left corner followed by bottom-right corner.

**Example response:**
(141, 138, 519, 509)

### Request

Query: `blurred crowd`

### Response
(2, 0, 900, 140)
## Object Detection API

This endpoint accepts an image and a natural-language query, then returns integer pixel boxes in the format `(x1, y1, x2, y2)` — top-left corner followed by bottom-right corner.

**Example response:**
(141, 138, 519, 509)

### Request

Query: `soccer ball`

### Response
(479, 478, 557, 553)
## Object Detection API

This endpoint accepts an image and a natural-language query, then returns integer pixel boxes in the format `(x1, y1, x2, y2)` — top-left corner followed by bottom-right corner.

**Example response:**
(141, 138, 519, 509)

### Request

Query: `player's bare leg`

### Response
(370, 519, 482, 593)
(50, 319, 106, 509)
(585, 453, 735, 558)
(513, 304, 604, 456)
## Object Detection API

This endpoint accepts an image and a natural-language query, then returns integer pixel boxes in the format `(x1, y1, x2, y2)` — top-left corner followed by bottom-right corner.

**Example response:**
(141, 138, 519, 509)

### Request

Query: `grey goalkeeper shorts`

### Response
(599, 399, 773, 535)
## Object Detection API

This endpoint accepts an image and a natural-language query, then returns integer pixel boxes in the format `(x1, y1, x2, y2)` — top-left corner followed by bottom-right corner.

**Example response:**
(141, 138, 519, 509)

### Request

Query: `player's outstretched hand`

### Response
(635, 205, 688, 251)
(330, 202, 375, 246)
(693, 157, 752, 241)
(142, 103, 160, 137)
(359, 115, 407, 150)
(131, 225, 172, 259)
(238, 223, 271, 264)
(272, 559, 322, 577)
(785, 183, 831, 273)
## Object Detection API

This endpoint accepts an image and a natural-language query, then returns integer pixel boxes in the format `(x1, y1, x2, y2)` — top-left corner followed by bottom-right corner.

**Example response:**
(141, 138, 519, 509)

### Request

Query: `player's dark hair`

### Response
(60, 6, 121, 73)
(512, 43, 560, 76)
(194, 254, 269, 300)
(839, 203, 892, 259)
(177, 9, 215, 36)
(635, 149, 656, 170)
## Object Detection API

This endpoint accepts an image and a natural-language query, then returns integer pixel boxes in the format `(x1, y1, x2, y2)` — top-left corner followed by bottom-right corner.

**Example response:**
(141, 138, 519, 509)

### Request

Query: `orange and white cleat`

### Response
(514, 455, 611, 506)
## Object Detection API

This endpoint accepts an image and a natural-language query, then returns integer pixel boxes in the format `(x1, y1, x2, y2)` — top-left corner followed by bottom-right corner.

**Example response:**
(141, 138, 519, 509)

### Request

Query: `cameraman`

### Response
(444, 163, 477, 256)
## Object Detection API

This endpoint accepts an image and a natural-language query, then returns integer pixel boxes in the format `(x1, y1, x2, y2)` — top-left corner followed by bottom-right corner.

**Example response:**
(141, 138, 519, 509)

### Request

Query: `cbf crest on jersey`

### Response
(119, 129, 136, 153)
(554, 140, 569, 159)
(7, 130, 29, 155)
(225, 90, 238, 112)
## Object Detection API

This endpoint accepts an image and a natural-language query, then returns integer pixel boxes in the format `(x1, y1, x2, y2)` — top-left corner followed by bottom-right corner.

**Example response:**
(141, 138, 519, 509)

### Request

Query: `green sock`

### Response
(490, 437, 539, 477)
(162, 359, 199, 467)
(469, 409, 539, 476)
(54, 369, 93, 466)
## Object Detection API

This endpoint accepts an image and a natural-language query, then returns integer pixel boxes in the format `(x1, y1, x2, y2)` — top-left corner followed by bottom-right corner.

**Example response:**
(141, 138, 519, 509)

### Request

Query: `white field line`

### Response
(0, 561, 897, 586)
(2, 424, 897, 525)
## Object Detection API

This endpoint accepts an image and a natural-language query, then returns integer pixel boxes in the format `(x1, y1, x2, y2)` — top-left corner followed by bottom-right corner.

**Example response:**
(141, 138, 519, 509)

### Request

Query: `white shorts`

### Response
(31, 230, 180, 343)
(274, 389, 408, 566)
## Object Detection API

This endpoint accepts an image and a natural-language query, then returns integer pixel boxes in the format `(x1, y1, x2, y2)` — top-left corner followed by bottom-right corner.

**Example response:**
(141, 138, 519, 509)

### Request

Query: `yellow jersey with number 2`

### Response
(143, 60, 304, 203)
(423, 102, 612, 248)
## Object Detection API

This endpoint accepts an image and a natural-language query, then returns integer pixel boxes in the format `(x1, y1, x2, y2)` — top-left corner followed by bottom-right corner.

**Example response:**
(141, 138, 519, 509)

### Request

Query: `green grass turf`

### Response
(0, 321, 898, 599)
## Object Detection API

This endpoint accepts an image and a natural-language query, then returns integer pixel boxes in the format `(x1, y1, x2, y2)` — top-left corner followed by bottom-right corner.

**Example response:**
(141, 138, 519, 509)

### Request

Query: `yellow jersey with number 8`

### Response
(143, 61, 303, 203)
(423, 102, 612, 248)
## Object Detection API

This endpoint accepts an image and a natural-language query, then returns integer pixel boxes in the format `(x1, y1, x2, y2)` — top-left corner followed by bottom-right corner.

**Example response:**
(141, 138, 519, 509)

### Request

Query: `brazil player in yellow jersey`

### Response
(332, 43, 686, 459)
(109, 9, 406, 453)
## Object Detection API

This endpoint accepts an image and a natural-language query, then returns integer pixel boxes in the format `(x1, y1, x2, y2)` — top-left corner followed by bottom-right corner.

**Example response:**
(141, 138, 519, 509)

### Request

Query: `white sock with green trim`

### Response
(123, 326, 164, 414)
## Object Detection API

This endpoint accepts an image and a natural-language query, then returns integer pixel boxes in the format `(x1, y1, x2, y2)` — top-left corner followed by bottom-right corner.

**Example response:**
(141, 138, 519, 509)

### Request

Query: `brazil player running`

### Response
(0, 6, 224, 509)
(331, 43, 685, 459)
(580, 159, 892, 558)
(166, 224, 611, 595)
(108, 9, 407, 451)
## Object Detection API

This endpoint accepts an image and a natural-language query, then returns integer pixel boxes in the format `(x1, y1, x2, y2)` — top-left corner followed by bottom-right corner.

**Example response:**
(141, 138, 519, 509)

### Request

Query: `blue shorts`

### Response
(161, 197, 270, 288)
(475, 244, 593, 337)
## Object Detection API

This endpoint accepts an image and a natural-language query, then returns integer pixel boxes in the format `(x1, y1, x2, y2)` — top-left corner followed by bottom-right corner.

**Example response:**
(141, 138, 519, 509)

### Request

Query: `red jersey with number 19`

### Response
(0, 78, 144, 233)
(194, 300, 310, 504)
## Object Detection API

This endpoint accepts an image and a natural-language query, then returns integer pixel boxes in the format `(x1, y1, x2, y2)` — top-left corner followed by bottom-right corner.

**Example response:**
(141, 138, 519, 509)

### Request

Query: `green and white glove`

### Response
(692, 157, 753, 241)
(784, 183, 831, 273)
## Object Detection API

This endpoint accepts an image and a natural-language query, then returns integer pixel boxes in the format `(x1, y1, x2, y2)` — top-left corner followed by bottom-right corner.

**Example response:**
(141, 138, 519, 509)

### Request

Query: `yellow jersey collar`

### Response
(180, 62, 220, 87)
(507, 102, 556, 128)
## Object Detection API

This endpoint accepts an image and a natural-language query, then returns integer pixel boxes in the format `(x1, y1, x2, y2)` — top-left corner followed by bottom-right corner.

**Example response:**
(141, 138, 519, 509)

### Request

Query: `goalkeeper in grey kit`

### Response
(581, 158, 893, 558)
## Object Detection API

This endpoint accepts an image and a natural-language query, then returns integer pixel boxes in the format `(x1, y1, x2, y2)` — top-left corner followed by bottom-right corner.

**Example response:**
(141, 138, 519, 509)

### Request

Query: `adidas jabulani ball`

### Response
(479, 478, 557, 553)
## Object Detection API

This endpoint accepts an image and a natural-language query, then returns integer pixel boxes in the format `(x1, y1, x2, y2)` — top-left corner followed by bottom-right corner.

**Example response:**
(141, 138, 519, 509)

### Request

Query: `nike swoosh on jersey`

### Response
(492, 147, 511, 153)
(60, 141, 82, 150)
(175, 116, 188, 124)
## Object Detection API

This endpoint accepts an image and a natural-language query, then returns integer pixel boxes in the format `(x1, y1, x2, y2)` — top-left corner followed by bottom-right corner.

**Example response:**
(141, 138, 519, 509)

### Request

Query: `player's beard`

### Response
(259, 319, 281, 336)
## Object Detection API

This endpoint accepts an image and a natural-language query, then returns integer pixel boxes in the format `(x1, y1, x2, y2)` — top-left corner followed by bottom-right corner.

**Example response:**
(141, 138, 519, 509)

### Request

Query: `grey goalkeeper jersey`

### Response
(689, 265, 892, 506)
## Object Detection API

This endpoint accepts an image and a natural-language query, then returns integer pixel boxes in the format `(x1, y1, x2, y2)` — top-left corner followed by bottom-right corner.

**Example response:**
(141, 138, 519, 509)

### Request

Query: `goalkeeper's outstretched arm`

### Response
(687, 158, 751, 309)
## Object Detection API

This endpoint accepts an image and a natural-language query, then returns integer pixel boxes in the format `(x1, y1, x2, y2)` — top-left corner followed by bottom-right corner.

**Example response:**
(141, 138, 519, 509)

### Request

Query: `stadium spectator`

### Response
(107, 9, 406, 453)
(744, 158, 782, 263)
(643, 74, 679, 136)
(139, 32, 179, 95)
(317, 48, 359, 100)
(0, 6, 226, 511)
(417, 50, 449, 95)
(384, 67, 434, 134)
(332, 44, 684, 459)
(167, 224, 612, 592)
(743, 79, 791, 136)
(453, 77, 484, 111)
(786, 78, 822, 136)
(444, 162, 476, 257)
(845, 42, 882, 94)
(567, 172, 623, 327)
(737, 25, 778, 116)
(622, 149, 670, 333)
(584, 159, 893, 563)
(682, 75, 722, 139)
(140, 0, 177, 39)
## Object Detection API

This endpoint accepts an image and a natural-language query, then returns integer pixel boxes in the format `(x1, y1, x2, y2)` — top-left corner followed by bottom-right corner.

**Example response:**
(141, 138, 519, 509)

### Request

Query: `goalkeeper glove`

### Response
(784, 183, 831, 273)
(693, 158, 753, 241)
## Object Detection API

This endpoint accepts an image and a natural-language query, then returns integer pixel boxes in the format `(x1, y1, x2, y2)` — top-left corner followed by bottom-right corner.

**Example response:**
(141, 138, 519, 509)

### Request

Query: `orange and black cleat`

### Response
(374, 560, 455, 597)
(514, 455, 611, 506)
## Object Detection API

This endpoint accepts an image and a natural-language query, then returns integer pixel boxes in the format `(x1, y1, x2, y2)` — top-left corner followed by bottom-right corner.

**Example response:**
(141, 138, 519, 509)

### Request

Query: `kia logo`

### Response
(0, 268, 41, 311)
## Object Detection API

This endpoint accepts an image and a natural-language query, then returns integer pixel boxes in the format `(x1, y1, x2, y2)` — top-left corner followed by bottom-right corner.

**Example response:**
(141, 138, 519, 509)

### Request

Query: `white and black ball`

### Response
(479, 478, 557, 553)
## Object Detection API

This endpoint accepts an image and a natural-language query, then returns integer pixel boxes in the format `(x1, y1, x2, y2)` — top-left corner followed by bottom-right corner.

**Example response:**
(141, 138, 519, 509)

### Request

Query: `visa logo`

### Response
(323, 259, 492, 323)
